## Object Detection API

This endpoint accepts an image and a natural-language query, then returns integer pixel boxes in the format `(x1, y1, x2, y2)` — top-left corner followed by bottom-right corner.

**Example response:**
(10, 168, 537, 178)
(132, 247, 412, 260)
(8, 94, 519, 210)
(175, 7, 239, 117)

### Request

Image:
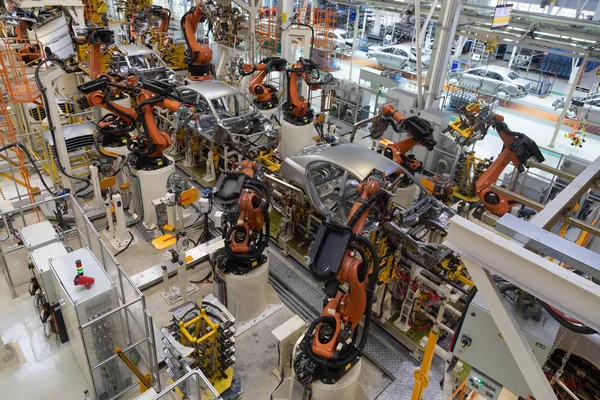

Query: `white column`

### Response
(415, 0, 423, 109)
(508, 46, 518, 68)
(362, 10, 367, 38)
(424, 0, 462, 109)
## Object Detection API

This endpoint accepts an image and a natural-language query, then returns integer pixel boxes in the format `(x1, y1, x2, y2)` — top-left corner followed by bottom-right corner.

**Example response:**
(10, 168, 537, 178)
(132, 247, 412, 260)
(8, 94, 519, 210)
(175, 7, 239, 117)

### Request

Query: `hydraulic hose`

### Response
(346, 191, 388, 229)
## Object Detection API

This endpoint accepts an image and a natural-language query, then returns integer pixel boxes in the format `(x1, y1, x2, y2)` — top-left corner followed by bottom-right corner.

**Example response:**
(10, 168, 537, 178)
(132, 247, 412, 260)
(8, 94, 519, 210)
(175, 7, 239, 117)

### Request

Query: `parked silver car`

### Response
(450, 65, 531, 98)
(175, 81, 276, 154)
(367, 44, 430, 70)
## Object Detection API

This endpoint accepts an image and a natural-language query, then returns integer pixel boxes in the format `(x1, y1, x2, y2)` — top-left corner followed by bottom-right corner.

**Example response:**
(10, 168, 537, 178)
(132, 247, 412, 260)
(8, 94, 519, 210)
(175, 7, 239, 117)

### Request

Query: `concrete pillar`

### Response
(373, 9, 382, 36)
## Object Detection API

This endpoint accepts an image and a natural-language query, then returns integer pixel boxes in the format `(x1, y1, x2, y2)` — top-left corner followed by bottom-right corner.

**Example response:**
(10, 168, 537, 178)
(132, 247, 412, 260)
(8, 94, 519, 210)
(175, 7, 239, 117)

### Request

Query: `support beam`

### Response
(496, 213, 600, 279)
(461, 260, 558, 400)
(531, 155, 600, 229)
(549, 54, 588, 148)
(446, 215, 600, 333)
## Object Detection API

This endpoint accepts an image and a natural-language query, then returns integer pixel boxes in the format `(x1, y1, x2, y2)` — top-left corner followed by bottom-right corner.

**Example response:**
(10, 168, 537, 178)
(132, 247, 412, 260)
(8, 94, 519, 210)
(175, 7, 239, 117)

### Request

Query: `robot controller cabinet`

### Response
(50, 247, 128, 400)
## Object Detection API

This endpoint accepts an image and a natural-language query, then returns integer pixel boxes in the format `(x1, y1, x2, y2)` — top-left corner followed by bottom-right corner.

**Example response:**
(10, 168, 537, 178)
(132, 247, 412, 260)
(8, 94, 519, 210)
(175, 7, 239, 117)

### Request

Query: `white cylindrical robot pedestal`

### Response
(311, 359, 362, 400)
(393, 184, 419, 209)
(258, 107, 279, 120)
(278, 120, 317, 158)
(224, 257, 270, 322)
(136, 156, 176, 229)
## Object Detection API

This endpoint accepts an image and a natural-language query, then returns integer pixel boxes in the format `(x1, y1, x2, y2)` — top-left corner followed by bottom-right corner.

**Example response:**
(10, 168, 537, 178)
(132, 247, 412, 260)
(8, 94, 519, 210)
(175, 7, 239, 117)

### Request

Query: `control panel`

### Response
(466, 368, 502, 400)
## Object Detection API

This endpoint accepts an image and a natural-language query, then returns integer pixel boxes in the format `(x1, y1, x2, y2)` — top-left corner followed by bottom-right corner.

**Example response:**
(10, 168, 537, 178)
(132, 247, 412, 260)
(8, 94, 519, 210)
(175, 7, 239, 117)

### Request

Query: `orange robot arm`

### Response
(476, 115, 545, 215)
(284, 58, 333, 125)
(86, 29, 115, 79)
(147, 6, 171, 33)
(376, 105, 437, 173)
(212, 160, 271, 274)
(134, 90, 180, 158)
(296, 175, 385, 383)
(181, 0, 213, 81)
(287, 60, 309, 118)
(239, 57, 287, 109)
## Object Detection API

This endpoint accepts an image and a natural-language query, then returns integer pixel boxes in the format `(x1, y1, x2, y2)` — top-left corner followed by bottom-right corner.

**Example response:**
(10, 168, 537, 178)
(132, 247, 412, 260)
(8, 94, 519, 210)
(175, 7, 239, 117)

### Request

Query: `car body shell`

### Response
(452, 65, 531, 98)
(175, 81, 276, 153)
(113, 44, 176, 84)
(280, 142, 400, 223)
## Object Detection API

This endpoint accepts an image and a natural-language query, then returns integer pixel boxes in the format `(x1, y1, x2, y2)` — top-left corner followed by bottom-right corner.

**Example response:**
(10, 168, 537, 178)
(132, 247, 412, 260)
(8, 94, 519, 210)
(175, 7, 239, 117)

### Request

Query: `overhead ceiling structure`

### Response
(336, 0, 600, 60)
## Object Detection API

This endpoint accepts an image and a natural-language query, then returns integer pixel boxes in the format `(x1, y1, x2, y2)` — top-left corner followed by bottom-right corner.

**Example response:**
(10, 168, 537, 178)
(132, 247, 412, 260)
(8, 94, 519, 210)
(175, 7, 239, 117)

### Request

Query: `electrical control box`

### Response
(466, 368, 502, 400)
(453, 291, 559, 397)
(51, 247, 126, 399)
(20, 220, 67, 306)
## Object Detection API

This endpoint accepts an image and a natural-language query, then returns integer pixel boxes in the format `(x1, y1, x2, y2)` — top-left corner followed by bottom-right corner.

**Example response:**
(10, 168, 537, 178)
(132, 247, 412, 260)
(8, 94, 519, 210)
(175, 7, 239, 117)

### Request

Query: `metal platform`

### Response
(130, 237, 224, 290)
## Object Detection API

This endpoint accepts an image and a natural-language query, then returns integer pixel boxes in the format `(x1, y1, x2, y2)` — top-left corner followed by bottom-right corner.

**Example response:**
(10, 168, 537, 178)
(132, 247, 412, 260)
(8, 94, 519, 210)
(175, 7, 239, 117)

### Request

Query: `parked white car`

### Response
(367, 44, 430, 70)
(315, 29, 353, 52)
(449, 65, 531, 98)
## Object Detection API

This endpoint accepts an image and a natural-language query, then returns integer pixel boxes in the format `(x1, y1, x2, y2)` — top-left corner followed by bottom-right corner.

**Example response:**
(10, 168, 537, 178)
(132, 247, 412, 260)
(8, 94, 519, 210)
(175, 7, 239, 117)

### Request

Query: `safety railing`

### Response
(0, 38, 45, 102)
(141, 368, 220, 400)
(0, 194, 160, 400)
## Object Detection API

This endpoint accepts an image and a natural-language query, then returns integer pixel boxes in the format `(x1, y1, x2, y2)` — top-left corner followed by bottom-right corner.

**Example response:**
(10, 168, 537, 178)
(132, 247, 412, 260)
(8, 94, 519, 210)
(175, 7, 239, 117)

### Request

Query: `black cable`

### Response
(189, 269, 212, 284)
(538, 301, 596, 335)
(113, 231, 134, 257)
(0, 142, 55, 195)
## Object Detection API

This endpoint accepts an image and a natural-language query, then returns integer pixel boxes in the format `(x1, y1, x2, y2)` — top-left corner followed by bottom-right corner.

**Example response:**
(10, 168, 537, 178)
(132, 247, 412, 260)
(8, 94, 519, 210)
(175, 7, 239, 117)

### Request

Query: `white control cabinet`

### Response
(51, 247, 128, 399)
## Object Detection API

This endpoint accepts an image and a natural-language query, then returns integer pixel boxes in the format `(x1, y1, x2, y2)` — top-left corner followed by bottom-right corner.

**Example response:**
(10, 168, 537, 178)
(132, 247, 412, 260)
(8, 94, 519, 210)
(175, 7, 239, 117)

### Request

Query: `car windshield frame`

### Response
(205, 92, 258, 122)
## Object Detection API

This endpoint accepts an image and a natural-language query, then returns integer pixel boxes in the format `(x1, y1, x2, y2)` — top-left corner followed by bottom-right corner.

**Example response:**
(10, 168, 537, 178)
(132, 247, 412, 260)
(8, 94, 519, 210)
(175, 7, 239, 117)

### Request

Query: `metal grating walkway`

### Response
(267, 247, 445, 399)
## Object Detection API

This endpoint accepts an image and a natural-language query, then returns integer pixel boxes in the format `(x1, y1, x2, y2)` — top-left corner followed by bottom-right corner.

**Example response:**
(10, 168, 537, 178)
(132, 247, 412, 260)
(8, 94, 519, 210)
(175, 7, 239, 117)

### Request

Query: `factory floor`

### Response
(0, 209, 391, 399)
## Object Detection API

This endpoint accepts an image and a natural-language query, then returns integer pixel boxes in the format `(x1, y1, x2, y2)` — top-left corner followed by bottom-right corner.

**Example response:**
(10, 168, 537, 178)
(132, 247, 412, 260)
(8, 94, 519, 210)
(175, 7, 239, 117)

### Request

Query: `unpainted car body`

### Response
(112, 44, 177, 84)
(279, 143, 401, 223)
(451, 65, 531, 98)
(176, 81, 276, 153)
